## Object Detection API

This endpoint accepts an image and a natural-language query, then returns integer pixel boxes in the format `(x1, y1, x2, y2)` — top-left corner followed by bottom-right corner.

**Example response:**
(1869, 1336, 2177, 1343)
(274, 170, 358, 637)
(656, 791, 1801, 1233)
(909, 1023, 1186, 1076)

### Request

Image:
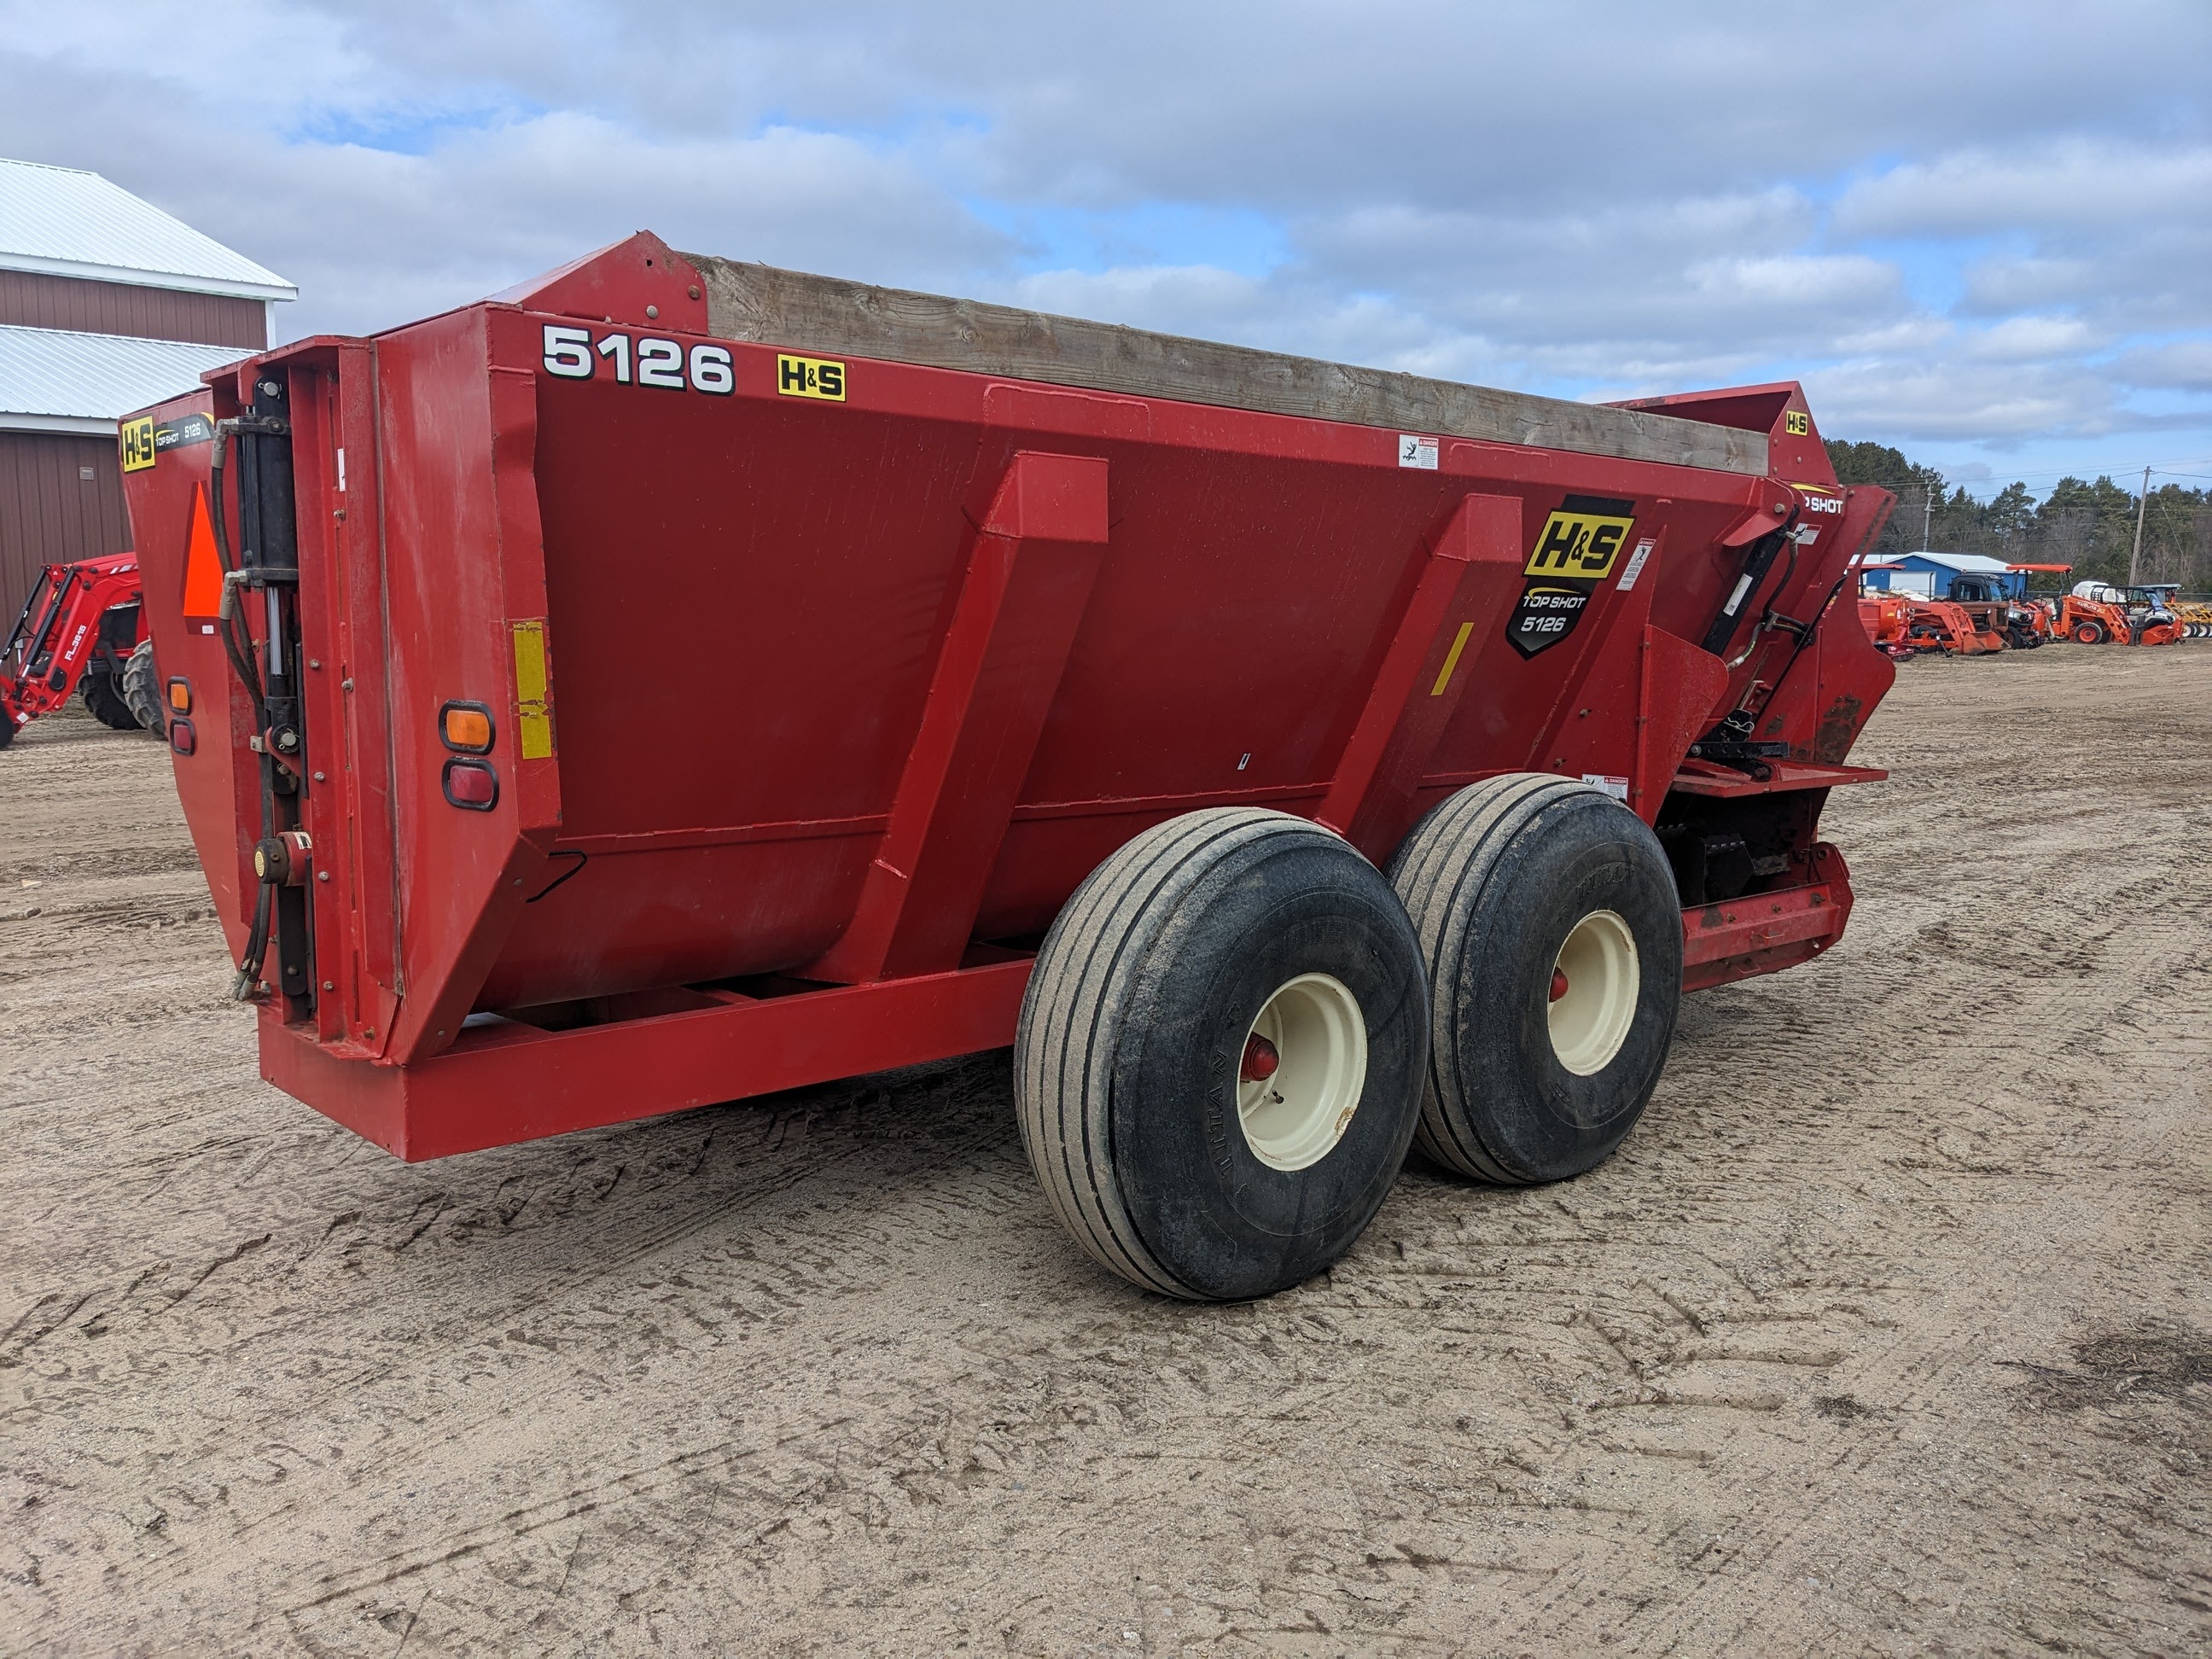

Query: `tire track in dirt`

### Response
(2, 656, 2209, 1654)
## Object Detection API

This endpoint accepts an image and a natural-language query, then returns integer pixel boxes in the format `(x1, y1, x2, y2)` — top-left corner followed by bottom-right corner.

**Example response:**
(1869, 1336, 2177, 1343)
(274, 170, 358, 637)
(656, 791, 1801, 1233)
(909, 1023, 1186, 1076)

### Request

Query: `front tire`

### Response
(1015, 808, 1427, 1301)
(121, 638, 164, 731)
(1389, 776, 1683, 1185)
(81, 667, 140, 731)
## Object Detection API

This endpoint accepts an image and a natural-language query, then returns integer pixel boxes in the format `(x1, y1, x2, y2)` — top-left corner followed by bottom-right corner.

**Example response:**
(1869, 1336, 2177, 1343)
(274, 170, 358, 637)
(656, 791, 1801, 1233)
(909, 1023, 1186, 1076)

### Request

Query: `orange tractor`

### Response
(1856, 578, 2003, 657)
(2056, 583, 2181, 646)
(2053, 585, 2133, 644)
(1945, 570, 2054, 649)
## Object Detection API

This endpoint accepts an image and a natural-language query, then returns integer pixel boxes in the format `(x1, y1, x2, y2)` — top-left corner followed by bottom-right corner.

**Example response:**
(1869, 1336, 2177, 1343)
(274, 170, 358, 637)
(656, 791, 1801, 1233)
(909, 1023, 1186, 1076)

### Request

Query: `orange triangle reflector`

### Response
(182, 482, 223, 621)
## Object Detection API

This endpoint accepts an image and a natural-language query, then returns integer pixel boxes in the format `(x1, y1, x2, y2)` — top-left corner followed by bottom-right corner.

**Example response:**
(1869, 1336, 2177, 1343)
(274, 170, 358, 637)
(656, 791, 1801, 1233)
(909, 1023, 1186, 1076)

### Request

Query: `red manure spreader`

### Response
(120, 233, 1895, 1299)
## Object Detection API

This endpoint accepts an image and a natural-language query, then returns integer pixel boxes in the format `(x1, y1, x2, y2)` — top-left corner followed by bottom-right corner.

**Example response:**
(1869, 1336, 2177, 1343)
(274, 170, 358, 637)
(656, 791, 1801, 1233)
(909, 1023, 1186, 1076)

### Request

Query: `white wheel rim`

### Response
(1236, 973, 1368, 1173)
(1548, 910, 1640, 1076)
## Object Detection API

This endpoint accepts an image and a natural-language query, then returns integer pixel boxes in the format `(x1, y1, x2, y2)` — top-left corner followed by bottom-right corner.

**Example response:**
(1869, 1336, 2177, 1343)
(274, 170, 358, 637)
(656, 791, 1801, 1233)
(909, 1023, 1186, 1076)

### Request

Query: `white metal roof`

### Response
(0, 158, 295, 302)
(0, 323, 244, 434)
(1899, 550, 2013, 573)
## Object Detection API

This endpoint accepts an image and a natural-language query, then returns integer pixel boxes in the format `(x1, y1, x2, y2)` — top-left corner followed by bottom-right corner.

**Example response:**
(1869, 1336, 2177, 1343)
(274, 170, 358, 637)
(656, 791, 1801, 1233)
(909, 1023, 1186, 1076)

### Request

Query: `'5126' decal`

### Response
(542, 325, 734, 393)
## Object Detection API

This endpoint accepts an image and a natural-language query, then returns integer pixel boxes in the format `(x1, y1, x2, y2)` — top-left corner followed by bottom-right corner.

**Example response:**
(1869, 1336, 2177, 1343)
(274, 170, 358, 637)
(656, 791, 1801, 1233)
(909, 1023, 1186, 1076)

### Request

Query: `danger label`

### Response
(1525, 495, 1636, 580)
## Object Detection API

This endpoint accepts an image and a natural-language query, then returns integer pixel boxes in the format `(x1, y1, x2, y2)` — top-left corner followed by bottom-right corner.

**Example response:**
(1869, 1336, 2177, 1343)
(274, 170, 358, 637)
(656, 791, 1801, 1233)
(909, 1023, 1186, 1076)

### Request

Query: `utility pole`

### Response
(1922, 486, 1935, 549)
(2128, 465, 2151, 586)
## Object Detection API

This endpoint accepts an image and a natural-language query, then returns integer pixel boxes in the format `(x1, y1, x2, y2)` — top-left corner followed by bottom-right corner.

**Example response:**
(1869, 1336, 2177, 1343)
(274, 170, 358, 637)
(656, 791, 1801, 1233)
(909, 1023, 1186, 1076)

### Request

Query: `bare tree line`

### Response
(1826, 440, 2212, 593)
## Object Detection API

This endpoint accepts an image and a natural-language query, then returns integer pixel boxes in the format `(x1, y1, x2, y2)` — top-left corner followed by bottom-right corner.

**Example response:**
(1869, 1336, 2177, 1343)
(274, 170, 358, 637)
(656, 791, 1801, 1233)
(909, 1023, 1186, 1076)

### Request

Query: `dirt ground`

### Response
(3, 644, 2208, 1656)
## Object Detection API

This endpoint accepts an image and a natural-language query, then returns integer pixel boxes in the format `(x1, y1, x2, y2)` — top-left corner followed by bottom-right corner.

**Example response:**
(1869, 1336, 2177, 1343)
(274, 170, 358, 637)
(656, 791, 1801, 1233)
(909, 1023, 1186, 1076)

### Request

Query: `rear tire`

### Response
(121, 638, 164, 731)
(1388, 775, 1683, 1185)
(81, 667, 141, 731)
(2072, 621, 2104, 644)
(1014, 808, 1427, 1301)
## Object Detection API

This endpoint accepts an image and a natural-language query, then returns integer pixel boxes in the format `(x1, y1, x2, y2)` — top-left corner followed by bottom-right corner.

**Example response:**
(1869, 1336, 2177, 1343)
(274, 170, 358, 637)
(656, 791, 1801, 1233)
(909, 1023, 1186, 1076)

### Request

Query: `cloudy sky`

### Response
(5, 1, 2208, 498)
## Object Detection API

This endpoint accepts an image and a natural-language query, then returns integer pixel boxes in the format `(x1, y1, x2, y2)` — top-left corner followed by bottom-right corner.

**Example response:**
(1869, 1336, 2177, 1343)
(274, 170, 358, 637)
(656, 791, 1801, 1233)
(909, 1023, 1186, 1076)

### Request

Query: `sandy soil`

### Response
(2, 645, 2209, 1656)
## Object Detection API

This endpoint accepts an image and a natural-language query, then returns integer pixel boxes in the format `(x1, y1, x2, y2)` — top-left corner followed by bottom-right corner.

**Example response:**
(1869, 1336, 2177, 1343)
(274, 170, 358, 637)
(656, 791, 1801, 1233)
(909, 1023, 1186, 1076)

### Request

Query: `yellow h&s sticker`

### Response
(511, 619, 554, 760)
(776, 354, 847, 401)
(1524, 496, 1637, 580)
(120, 416, 156, 473)
(1784, 410, 1811, 436)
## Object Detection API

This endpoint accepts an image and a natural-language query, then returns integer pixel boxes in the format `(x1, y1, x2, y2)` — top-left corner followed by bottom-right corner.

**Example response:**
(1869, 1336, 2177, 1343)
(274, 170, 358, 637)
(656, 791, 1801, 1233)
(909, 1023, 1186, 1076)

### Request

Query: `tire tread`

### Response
(1016, 808, 1347, 1296)
(1390, 774, 1598, 1180)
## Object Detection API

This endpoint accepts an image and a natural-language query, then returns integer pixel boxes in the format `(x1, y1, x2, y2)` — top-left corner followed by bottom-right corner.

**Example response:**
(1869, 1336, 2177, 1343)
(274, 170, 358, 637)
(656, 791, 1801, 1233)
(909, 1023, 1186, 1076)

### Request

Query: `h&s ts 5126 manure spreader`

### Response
(119, 233, 1894, 1299)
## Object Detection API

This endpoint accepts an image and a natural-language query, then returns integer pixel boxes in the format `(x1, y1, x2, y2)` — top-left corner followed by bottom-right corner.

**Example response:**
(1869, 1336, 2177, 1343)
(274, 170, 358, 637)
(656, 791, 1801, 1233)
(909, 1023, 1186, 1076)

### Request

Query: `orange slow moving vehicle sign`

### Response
(181, 484, 224, 630)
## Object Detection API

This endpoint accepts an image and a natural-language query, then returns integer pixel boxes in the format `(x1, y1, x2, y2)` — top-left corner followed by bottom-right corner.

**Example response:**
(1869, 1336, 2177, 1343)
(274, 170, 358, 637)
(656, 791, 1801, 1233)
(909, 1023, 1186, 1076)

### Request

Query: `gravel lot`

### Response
(3, 644, 2209, 1656)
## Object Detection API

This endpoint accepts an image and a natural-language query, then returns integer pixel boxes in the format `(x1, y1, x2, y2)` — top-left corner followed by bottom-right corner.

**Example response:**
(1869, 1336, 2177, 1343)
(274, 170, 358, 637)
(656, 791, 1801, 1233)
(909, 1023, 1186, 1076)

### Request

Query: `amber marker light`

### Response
(166, 678, 192, 713)
(439, 701, 493, 754)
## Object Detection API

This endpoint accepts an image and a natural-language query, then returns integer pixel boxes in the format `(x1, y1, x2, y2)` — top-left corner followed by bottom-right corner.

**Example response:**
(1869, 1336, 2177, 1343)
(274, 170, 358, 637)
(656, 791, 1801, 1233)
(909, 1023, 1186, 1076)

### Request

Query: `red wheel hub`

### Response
(1240, 1033, 1281, 1082)
(1550, 968, 1570, 1003)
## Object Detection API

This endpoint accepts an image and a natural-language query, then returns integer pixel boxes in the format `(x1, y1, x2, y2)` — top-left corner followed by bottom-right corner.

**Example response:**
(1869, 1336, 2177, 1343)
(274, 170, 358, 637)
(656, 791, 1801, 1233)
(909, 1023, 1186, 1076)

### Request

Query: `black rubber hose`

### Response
(230, 879, 274, 1002)
(207, 426, 267, 716)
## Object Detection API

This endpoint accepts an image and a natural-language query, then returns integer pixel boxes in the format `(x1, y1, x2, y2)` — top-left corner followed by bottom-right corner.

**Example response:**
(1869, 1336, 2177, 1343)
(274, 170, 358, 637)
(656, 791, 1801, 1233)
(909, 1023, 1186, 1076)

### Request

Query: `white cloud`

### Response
(1, 0, 2209, 477)
(1959, 316, 2104, 361)
(1834, 143, 2212, 239)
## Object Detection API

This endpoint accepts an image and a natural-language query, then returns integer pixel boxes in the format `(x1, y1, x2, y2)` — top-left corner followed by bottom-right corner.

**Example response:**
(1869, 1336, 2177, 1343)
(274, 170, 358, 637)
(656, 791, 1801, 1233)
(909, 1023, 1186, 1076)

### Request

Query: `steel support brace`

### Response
(807, 451, 1110, 983)
(261, 957, 1034, 1161)
(1633, 624, 1730, 816)
(1316, 492, 1523, 864)
(1680, 842, 1854, 992)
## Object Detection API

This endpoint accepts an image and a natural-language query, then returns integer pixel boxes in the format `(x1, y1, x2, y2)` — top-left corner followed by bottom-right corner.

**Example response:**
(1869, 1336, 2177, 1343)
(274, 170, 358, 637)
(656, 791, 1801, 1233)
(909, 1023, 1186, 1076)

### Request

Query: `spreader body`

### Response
(121, 233, 1893, 1160)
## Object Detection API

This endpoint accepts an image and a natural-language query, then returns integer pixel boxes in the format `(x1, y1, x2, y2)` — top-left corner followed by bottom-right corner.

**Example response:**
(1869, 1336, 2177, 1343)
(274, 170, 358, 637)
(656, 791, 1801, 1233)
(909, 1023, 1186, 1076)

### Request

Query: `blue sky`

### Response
(4, 0, 2208, 500)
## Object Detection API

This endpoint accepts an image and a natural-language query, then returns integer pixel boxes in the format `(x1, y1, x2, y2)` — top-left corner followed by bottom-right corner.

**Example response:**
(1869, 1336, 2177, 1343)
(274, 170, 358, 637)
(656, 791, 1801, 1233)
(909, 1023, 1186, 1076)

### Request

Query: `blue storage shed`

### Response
(1859, 551, 2028, 600)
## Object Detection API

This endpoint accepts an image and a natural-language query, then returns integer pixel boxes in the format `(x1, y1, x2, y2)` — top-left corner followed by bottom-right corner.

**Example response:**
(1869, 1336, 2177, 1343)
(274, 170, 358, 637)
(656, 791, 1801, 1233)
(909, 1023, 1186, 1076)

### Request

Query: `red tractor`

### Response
(1, 552, 163, 748)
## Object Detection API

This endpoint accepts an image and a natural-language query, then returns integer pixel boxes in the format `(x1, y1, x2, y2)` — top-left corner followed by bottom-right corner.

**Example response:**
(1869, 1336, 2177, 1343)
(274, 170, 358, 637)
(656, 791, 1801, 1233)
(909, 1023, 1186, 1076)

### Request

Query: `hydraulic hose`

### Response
(210, 415, 290, 1003)
(231, 880, 274, 1001)
(207, 422, 269, 721)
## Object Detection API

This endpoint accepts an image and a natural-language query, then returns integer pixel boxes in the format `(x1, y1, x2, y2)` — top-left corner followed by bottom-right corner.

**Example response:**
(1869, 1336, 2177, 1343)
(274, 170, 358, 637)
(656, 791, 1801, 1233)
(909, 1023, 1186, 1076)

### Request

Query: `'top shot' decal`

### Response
(1506, 494, 1637, 659)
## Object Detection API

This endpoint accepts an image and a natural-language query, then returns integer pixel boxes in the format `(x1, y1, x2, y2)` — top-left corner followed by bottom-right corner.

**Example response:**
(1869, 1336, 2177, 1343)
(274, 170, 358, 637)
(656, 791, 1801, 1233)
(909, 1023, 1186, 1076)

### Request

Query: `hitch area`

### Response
(1656, 788, 1817, 909)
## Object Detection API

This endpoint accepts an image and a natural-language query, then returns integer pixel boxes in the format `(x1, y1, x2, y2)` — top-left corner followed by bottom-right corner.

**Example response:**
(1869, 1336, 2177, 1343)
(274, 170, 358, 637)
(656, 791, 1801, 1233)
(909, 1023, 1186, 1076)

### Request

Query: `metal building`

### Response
(1856, 550, 2028, 601)
(0, 158, 294, 625)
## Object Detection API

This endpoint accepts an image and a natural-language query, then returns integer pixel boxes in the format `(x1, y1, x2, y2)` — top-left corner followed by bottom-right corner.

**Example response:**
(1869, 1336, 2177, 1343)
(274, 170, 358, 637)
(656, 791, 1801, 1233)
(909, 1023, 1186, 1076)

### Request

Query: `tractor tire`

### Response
(81, 667, 142, 731)
(1388, 775, 1683, 1185)
(0, 713, 15, 750)
(2072, 621, 2105, 644)
(1014, 807, 1426, 1301)
(121, 638, 165, 731)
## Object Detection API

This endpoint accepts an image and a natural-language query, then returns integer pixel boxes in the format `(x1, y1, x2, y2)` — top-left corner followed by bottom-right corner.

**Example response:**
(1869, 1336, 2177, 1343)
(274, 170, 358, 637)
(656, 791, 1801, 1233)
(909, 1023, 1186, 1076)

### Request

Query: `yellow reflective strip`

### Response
(511, 619, 553, 760)
(1430, 621, 1476, 696)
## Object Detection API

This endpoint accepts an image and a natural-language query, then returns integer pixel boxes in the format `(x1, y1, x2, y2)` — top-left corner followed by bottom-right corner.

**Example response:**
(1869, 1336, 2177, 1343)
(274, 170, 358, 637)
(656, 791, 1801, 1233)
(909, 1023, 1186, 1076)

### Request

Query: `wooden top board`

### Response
(682, 253, 1767, 478)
